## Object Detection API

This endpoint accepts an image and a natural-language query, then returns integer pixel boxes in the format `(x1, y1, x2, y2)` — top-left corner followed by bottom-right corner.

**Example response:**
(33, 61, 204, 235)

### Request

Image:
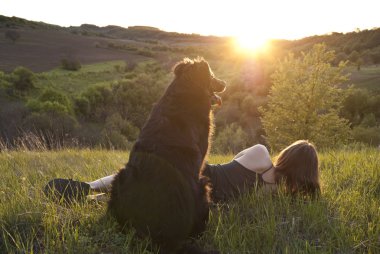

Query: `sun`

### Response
(234, 35, 270, 55)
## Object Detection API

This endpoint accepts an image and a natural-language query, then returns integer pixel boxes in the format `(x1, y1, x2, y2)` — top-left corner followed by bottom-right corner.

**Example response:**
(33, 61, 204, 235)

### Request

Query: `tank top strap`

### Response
(260, 165, 274, 175)
(259, 165, 275, 184)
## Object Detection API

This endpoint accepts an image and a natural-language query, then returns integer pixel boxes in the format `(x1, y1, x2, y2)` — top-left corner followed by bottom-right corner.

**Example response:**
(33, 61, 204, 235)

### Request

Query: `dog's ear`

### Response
(193, 59, 212, 82)
(173, 62, 187, 77)
(197, 61, 211, 73)
(173, 58, 193, 77)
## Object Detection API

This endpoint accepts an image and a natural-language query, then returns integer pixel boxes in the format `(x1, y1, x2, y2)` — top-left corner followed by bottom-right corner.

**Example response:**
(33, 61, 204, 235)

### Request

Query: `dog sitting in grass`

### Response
(108, 57, 226, 253)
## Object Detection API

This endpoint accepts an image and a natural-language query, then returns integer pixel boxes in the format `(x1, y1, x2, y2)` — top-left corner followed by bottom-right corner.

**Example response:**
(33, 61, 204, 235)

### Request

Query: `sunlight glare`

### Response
(234, 35, 270, 55)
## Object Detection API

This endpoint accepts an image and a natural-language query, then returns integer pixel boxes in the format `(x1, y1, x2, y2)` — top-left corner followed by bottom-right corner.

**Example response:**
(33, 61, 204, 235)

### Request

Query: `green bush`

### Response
(22, 111, 79, 146)
(113, 64, 123, 73)
(100, 130, 131, 150)
(104, 113, 139, 141)
(124, 62, 137, 72)
(74, 96, 90, 117)
(0, 71, 11, 88)
(360, 113, 377, 127)
(11, 66, 35, 91)
(61, 58, 81, 71)
(342, 89, 380, 128)
(79, 85, 113, 121)
(27, 99, 69, 114)
(24, 88, 78, 142)
(137, 48, 154, 57)
(38, 88, 72, 111)
(352, 125, 380, 146)
(26, 88, 73, 116)
(100, 114, 137, 149)
(212, 123, 249, 154)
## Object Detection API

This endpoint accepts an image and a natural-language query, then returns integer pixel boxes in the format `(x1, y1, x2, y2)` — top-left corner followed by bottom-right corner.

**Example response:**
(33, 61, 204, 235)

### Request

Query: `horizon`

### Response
(3, 13, 379, 40)
(2, 0, 380, 41)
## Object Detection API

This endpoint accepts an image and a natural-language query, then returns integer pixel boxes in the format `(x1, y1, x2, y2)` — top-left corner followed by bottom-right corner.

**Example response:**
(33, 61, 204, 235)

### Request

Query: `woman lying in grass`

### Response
(44, 140, 320, 203)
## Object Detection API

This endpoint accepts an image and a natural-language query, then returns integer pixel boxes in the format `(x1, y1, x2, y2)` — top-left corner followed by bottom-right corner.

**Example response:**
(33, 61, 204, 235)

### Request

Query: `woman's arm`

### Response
(233, 144, 273, 173)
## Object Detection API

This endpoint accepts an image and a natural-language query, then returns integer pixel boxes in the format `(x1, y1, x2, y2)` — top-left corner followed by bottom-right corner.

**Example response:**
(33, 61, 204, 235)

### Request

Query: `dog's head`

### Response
(173, 57, 226, 106)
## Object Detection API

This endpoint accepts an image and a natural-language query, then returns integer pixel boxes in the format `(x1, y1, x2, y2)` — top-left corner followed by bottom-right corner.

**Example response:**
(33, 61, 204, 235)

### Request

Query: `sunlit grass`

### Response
(44, 60, 126, 75)
(34, 61, 127, 95)
(0, 147, 379, 253)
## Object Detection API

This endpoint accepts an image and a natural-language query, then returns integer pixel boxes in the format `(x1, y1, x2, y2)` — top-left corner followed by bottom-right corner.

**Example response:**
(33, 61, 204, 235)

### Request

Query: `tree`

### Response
(260, 44, 351, 150)
(4, 30, 20, 43)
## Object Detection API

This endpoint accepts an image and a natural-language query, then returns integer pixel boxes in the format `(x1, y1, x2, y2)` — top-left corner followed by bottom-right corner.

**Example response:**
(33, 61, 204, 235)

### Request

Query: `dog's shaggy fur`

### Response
(108, 58, 226, 253)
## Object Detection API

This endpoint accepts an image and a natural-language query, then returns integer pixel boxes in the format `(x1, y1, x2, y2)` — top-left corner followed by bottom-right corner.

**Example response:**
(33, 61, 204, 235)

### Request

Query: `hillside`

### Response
(0, 15, 225, 72)
(0, 15, 379, 150)
(0, 27, 156, 72)
(1, 15, 380, 73)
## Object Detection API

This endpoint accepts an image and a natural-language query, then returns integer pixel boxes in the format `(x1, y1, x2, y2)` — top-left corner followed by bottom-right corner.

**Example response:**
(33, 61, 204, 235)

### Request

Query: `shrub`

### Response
(124, 62, 137, 72)
(79, 85, 113, 121)
(212, 123, 250, 154)
(27, 99, 69, 114)
(114, 64, 123, 73)
(11, 66, 35, 91)
(352, 126, 380, 146)
(4, 30, 20, 43)
(100, 130, 131, 150)
(104, 113, 140, 141)
(38, 88, 72, 111)
(22, 111, 79, 149)
(74, 96, 90, 117)
(61, 58, 81, 71)
(120, 120, 139, 141)
(137, 49, 154, 57)
(0, 71, 11, 88)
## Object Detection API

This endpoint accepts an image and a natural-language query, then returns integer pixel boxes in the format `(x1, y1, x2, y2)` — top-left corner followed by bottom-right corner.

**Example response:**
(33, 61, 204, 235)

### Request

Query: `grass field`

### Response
(349, 65, 380, 91)
(35, 61, 128, 95)
(0, 147, 379, 253)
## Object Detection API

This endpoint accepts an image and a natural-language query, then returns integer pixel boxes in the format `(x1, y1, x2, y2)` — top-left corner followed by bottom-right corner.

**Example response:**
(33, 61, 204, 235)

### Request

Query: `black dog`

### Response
(108, 57, 226, 253)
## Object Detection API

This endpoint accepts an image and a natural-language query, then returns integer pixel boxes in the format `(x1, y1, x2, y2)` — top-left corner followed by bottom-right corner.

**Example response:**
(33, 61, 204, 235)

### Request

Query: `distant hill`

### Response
(69, 23, 220, 42)
(281, 29, 380, 66)
(0, 15, 63, 30)
(0, 15, 379, 73)
(0, 15, 224, 72)
(0, 15, 221, 41)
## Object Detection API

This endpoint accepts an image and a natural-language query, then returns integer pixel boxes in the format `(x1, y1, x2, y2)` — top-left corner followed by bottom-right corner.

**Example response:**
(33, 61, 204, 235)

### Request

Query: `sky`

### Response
(2, 0, 379, 41)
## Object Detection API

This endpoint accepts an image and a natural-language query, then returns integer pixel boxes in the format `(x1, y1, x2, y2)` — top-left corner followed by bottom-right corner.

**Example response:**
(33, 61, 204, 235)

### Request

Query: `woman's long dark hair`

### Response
(274, 140, 320, 197)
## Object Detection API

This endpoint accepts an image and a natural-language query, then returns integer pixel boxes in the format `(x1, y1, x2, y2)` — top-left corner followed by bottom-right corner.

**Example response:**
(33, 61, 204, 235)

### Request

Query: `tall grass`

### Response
(0, 147, 379, 253)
